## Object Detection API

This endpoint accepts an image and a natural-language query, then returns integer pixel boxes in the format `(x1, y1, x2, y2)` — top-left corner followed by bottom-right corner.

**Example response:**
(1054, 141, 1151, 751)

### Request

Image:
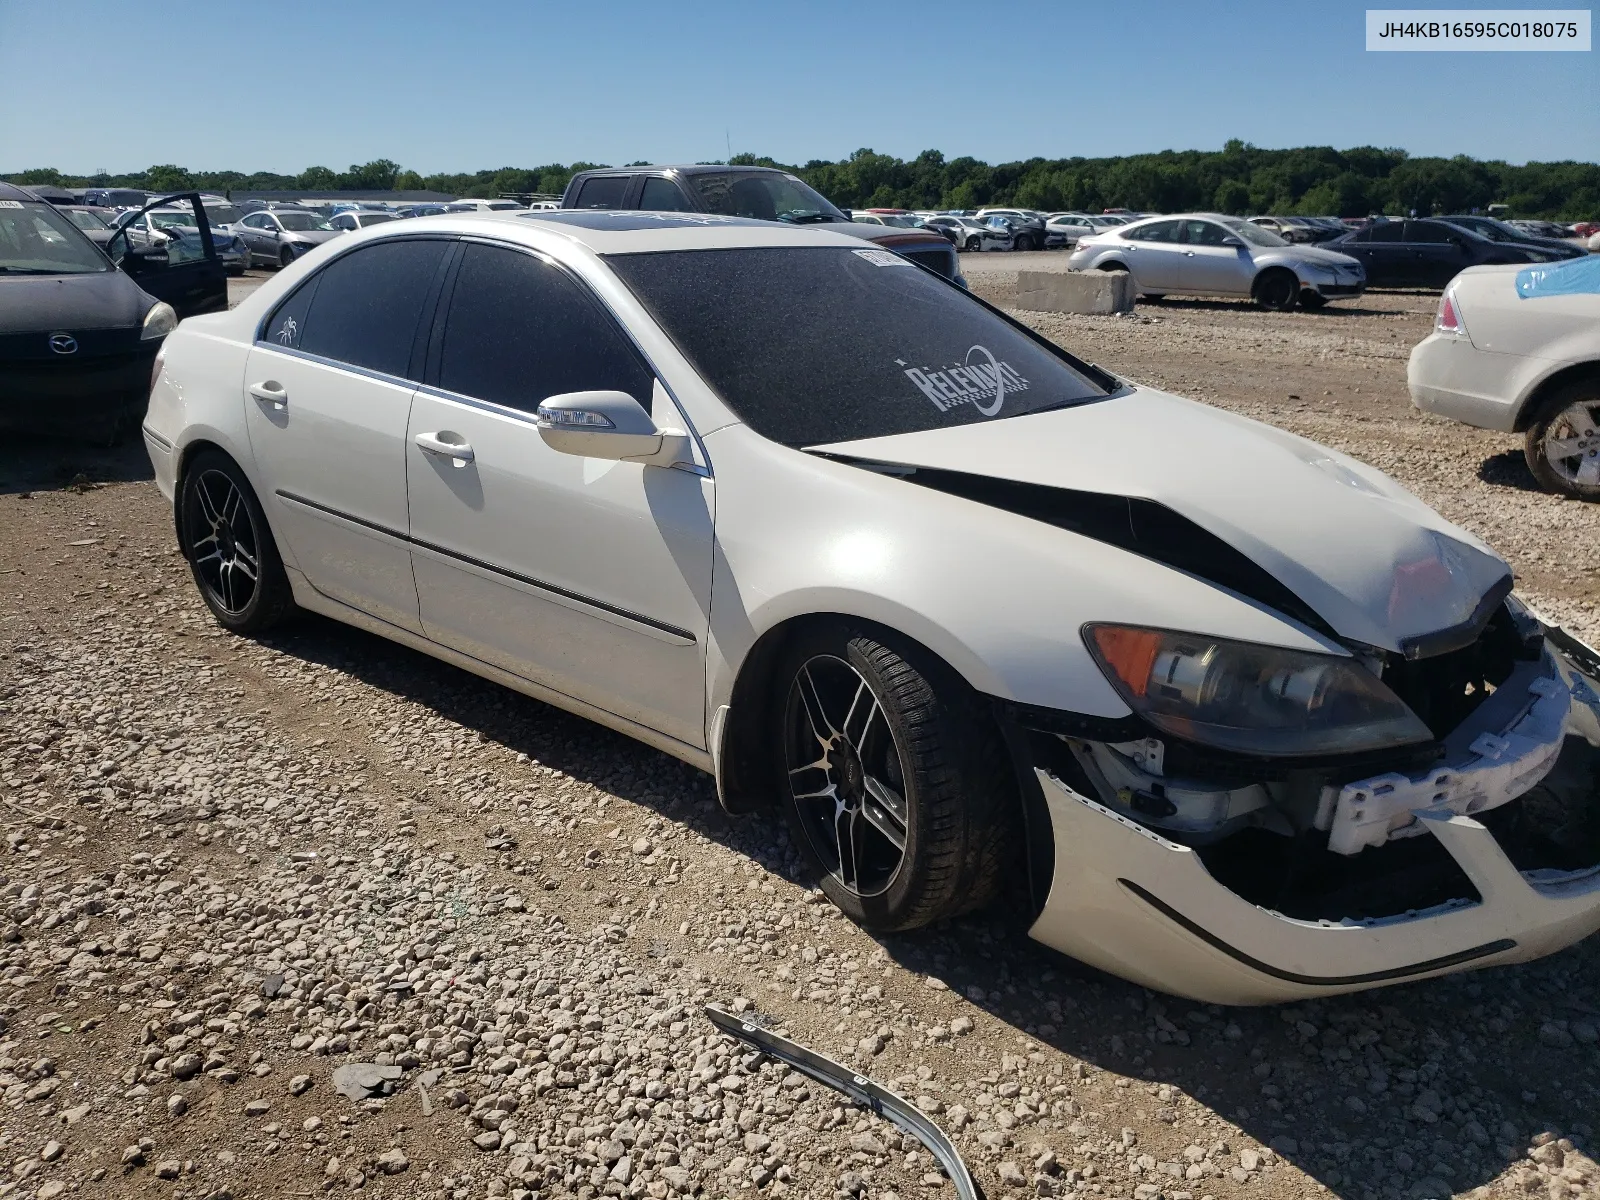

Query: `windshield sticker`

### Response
(852, 248, 912, 268)
(0, 201, 23, 209)
(901, 345, 1030, 417)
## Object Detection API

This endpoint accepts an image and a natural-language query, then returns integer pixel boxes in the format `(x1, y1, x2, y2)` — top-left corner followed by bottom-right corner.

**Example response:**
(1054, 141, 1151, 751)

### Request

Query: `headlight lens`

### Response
(140, 302, 178, 341)
(1084, 625, 1431, 757)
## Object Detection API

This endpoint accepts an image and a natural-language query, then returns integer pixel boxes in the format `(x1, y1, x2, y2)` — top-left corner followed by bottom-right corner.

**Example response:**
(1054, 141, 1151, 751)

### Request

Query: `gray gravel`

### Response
(0, 285, 1597, 1200)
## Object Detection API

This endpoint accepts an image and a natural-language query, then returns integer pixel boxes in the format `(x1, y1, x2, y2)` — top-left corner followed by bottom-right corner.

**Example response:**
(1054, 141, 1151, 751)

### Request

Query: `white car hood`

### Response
(811, 387, 1511, 654)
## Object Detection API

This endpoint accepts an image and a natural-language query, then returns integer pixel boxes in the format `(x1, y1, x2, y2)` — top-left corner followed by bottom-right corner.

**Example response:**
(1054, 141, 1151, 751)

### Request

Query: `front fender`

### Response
(702, 424, 1341, 725)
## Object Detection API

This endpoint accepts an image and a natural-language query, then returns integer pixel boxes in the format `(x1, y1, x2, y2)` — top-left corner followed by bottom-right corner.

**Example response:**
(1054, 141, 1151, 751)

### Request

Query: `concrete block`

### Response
(1014, 270, 1136, 315)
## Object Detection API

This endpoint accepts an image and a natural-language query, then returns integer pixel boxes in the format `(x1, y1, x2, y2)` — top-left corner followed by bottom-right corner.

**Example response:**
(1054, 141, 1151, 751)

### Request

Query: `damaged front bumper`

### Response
(1023, 630, 1600, 1005)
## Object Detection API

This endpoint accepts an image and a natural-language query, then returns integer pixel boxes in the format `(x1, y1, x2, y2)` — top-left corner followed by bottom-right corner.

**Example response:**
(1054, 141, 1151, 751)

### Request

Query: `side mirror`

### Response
(1220, 236, 1244, 248)
(535, 390, 692, 466)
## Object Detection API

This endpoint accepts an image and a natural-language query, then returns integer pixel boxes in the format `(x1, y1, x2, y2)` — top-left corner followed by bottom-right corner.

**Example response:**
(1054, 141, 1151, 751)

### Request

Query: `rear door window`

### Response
(638, 178, 693, 212)
(1405, 221, 1455, 243)
(1366, 223, 1404, 243)
(1127, 220, 1181, 242)
(434, 243, 654, 415)
(291, 240, 449, 378)
(574, 176, 631, 210)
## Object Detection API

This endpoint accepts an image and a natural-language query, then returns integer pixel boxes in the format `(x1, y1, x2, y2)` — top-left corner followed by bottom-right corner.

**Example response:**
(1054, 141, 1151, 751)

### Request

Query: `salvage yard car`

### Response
(561, 164, 965, 287)
(1070, 213, 1366, 310)
(141, 210, 1600, 1005)
(1409, 256, 1600, 501)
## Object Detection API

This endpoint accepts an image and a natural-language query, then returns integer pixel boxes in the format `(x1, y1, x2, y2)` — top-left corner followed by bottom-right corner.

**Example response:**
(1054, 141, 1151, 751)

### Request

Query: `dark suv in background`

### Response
(561, 165, 965, 287)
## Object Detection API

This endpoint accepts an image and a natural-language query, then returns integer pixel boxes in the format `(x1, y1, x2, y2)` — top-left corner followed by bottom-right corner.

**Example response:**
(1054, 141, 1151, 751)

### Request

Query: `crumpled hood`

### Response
(0, 270, 152, 333)
(811, 387, 1511, 654)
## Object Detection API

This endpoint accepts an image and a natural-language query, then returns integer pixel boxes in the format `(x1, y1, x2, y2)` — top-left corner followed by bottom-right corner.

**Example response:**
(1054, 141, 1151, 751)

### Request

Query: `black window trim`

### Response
(420, 234, 712, 476)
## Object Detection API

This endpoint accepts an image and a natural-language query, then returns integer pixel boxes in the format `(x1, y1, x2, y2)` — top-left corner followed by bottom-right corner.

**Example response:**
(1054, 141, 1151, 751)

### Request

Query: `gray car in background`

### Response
(235, 208, 343, 269)
(1068, 213, 1366, 310)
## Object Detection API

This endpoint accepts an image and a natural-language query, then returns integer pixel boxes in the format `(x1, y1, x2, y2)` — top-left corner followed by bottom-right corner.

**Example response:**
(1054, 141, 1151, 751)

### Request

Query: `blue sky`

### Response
(2, 0, 1595, 173)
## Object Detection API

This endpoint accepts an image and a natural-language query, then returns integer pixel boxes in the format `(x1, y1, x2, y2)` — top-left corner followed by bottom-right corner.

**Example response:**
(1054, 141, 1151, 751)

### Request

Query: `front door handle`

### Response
(1184, 250, 1196, 256)
(249, 380, 287, 409)
(414, 431, 475, 466)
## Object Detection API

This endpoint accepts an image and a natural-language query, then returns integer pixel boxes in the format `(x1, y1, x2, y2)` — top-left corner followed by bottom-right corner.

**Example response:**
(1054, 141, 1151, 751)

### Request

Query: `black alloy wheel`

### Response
(1254, 268, 1299, 311)
(774, 621, 1018, 932)
(179, 451, 295, 633)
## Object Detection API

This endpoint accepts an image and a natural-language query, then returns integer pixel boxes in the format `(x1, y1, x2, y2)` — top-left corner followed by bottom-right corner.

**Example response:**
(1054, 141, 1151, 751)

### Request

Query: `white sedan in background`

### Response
(142, 210, 1600, 1004)
(1409, 259, 1600, 500)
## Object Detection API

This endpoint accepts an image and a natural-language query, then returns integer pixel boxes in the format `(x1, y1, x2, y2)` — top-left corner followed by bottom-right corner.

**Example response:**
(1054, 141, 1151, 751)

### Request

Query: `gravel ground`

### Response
(0, 277, 1596, 1200)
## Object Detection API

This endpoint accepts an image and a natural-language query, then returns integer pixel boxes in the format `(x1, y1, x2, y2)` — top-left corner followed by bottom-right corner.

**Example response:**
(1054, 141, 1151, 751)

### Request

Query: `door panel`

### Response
(406, 389, 713, 745)
(244, 345, 422, 631)
(404, 241, 714, 746)
(104, 192, 226, 317)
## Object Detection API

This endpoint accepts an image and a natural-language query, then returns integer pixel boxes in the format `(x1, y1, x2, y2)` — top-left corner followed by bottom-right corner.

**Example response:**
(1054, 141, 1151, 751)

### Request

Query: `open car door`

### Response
(104, 192, 227, 318)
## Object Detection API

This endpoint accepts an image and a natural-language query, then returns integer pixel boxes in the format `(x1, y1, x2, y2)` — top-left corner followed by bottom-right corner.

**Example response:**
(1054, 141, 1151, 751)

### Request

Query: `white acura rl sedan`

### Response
(142, 211, 1600, 1004)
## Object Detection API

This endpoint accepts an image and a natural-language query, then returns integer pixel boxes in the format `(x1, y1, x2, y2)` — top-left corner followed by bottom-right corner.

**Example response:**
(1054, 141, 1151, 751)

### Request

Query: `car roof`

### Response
(574, 164, 792, 178)
(355, 209, 886, 256)
(0, 181, 41, 202)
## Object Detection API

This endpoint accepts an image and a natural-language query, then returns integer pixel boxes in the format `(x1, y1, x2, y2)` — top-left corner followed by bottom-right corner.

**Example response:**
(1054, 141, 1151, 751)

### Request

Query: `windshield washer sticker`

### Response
(902, 345, 1030, 416)
(852, 248, 912, 267)
(0, 200, 24, 209)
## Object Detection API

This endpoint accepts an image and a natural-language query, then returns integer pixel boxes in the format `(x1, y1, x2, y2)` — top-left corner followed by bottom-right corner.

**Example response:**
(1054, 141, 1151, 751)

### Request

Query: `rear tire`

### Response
(179, 450, 296, 633)
(773, 620, 1019, 932)
(1254, 268, 1299, 311)
(1524, 381, 1600, 501)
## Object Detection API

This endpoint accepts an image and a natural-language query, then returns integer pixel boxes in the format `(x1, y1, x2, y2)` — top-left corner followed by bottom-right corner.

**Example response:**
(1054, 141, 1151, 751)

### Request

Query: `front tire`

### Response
(179, 450, 296, 633)
(278, 245, 294, 270)
(773, 621, 1019, 932)
(965, 236, 982, 252)
(1254, 268, 1299, 311)
(1524, 381, 1600, 501)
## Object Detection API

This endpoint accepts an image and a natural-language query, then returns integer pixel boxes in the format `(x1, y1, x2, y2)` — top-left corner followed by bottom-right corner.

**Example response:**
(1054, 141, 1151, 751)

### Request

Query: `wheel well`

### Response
(1097, 259, 1129, 271)
(1252, 265, 1297, 294)
(1513, 360, 1600, 432)
(171, 438, 229, 546)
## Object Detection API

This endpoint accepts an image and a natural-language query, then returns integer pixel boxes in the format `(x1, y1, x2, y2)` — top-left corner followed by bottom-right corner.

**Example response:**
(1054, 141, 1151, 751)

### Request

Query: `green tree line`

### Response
(9, 140, 1598, 218)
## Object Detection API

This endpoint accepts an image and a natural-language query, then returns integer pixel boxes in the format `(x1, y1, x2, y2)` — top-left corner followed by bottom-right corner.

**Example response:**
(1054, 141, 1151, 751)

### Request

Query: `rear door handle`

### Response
(414, 431, 475, 466)
(249, 380, 287, 409)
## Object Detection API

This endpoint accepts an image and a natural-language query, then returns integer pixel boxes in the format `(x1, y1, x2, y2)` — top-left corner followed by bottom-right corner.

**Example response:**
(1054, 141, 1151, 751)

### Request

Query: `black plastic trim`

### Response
(273, 489, 694, 642)
(705, 1005, 982, 1200)
(1119, 878, 1516, 986)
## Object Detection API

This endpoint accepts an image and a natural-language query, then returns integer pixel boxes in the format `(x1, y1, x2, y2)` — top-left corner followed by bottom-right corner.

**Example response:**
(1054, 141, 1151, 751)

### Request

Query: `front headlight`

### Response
(1084, 625, 1431, 757)
(140, 302, 178, 341)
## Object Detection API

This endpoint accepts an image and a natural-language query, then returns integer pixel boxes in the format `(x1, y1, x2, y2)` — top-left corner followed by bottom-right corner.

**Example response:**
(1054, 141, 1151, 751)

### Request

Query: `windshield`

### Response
(0, 202, 110, 275)
(609, 246, 1109, 448)
(1222, 218, 1288, 247)
(360, 212, 398, 225)
(277, 212, 334, 231)
(65, 209, 109, 231)
(150, 210, 198, 229)
(205, 203, 243, 224)
(684, 172, 847, 225)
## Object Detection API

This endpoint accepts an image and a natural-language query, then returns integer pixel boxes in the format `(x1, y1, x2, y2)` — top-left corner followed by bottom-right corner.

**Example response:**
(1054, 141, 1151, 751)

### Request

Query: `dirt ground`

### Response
(0, 272, 1596, 1200)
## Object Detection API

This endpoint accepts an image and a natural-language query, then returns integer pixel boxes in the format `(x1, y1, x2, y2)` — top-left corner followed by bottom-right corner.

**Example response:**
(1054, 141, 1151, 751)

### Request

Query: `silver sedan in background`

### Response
(1068, 213, 1367, 311)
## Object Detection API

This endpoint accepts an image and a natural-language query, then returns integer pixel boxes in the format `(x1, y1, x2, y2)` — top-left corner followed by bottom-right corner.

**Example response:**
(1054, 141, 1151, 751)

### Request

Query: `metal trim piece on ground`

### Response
(704, 1005, 983, 1200)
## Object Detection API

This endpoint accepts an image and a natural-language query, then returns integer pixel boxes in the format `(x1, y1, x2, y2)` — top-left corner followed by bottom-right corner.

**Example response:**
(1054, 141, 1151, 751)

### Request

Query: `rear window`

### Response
(608, 246, 1111, 448)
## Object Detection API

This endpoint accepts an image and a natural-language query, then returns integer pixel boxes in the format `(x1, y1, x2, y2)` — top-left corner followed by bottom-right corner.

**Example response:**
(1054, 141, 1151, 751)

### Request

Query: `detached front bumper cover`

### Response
(1026, 629, 1600, 1005)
